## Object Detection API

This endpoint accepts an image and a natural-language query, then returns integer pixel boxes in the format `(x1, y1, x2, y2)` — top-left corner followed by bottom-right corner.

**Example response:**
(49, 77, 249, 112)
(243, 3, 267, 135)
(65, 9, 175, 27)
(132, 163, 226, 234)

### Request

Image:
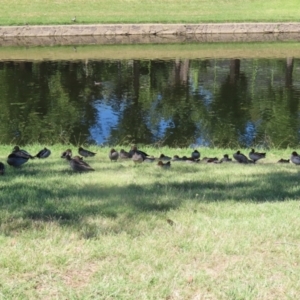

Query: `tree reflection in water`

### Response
(0, 57, 299, 148)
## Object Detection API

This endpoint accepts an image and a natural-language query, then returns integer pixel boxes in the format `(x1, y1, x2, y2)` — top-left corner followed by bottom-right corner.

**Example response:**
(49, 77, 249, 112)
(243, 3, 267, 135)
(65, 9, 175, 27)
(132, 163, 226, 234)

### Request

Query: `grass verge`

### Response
(0, 0, 300, 26)
(0, 145, 300, 298)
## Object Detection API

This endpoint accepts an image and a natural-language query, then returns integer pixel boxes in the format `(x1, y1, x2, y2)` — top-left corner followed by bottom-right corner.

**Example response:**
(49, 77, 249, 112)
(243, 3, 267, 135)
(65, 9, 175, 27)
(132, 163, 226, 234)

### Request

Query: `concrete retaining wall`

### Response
(0, 23, 300, 37)
(1, 33, 300, 48)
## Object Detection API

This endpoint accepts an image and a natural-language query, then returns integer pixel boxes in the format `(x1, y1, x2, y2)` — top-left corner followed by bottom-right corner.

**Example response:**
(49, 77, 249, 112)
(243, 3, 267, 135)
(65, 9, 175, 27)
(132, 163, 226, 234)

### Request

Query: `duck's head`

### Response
(157, 161, 163, 166)
(61, 149, 72, 158)
(13, 145, 20, 152)
(292, 151, 298, 156)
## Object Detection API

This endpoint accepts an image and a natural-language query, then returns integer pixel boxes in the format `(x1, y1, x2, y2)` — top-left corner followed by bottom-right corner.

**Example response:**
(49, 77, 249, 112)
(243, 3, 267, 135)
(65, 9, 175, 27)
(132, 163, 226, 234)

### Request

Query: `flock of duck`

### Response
(0, 145, 299, 176)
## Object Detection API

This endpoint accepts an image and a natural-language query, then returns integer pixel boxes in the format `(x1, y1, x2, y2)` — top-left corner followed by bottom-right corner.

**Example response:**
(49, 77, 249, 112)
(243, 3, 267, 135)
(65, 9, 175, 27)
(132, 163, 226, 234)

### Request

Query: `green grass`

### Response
(1, 145, 300, 298)
(0, 0, 299, 26)
(1, 42, 300, 61)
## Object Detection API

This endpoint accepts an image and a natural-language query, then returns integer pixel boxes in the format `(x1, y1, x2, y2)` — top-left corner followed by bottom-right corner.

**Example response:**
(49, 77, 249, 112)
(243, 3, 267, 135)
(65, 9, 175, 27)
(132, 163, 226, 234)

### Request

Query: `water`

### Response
(0, 56, 300, 148)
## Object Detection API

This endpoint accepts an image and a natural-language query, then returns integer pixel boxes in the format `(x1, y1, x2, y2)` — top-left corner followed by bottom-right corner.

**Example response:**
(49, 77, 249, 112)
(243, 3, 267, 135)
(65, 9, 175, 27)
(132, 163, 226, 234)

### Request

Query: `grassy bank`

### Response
(1, 42, 300, 61)
(1, 145, 300, 298)
(0, 0, 299, 26)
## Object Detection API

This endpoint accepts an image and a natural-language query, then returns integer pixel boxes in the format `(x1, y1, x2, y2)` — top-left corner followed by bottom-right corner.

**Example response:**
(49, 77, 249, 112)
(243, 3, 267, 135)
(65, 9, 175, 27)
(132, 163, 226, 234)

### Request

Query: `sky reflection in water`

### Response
(0, 57, 299, 148)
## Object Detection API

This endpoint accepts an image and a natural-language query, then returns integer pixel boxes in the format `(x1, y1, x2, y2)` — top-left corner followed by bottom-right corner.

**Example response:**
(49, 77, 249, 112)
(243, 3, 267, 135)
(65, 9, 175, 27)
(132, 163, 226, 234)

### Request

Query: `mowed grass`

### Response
(1, 145, 300, 299)
(0, 0, 299, 26)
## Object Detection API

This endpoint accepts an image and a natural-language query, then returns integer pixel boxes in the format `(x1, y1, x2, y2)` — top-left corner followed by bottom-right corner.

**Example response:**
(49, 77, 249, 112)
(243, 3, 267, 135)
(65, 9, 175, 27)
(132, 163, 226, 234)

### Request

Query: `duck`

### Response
(202, 157, 219, 163)
(0, 162, 5, 175)
(132, 151, 144, 164)
(61, 149, 72, 159)
(13, 146, 34, 159)
(207, 158, 219, 163)
(128, 145, 149, 158)
(35, 147, 51, 159)
(233, 150, 253, 164)
(191, 149, 200, 160)
(109, 148, 119, 162)
(119, 149, 131, 159)
(219, 154, 232, 163)
(7, 152, 29, 167)
(159, 154, 171, 161)
(249, 148, 266, 163)
(144, 156, 156, 163)
(171, 155, 184, 162)
(157, 161, 171, 168)
(78, 147, 96, 157)
(65, 154, 95, 172)
(290, 151, 300, 165)
(182, 156, 200, 163)
(277, 158, 290, 163)
(7, 146, 35, 167)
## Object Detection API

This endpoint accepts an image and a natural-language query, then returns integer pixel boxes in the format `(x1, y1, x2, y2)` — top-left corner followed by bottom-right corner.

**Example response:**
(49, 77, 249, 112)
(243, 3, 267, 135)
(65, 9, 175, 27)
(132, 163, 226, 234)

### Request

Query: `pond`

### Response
(1, 43, 300, 148)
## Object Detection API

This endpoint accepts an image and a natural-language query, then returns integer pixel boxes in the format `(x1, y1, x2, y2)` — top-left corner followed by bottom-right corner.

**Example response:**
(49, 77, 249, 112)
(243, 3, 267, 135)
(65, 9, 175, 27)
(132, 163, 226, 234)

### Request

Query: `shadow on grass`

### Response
(1, 167, 300, 236)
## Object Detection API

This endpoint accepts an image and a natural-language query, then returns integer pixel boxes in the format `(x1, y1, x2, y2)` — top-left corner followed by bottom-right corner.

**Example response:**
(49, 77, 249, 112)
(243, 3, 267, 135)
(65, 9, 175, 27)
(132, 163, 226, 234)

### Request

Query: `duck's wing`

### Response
(70, 159, 95, 171)
(13, 150, 32, 159)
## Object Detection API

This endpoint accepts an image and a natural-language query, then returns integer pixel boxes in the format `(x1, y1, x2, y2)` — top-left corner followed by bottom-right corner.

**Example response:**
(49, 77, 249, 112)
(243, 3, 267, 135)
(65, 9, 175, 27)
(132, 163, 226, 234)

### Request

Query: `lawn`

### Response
(1, 145, 300, 299)
(0, 0, 299, 26)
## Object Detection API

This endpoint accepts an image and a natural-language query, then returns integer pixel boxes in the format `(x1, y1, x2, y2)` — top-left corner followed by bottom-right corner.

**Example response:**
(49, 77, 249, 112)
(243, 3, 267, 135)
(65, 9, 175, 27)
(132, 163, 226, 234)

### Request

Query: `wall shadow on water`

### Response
(1, 168, 300, 237)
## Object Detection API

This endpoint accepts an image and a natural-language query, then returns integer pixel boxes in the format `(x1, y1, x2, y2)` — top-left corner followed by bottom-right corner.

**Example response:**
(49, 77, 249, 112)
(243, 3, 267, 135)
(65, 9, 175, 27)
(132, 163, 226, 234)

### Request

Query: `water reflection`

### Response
(0, 56, 300, 148)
